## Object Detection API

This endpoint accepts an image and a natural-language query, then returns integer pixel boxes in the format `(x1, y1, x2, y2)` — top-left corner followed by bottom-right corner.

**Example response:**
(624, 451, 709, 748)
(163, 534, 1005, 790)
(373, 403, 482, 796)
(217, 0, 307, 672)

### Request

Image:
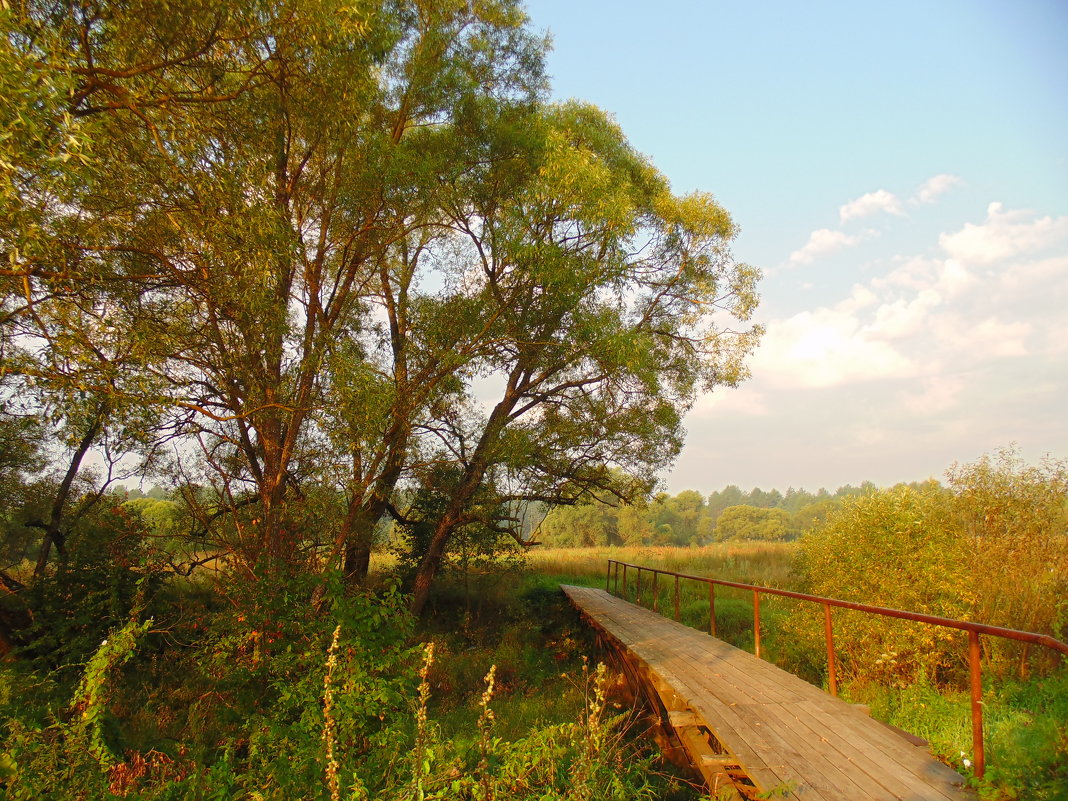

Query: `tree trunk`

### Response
(409, 513, 461, 616)
(33, 407, 104, 577)
(342, 509, 375, 581)
(408, 364, 526, 615)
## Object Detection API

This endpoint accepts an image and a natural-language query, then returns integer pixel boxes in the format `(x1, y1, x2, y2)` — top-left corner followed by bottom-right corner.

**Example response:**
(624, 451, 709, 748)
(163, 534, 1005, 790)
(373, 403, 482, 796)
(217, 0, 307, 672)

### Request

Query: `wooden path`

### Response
(562, 585, 973, 801)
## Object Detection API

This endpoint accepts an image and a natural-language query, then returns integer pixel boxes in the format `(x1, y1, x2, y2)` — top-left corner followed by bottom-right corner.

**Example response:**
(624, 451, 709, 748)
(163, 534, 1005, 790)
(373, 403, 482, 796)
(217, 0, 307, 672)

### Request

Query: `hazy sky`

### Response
(523, 0, 1068, 494)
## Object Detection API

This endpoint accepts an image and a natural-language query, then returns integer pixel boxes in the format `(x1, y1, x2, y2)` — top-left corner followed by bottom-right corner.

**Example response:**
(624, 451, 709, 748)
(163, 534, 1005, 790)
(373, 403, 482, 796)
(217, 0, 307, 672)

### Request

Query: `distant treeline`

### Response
(535, 480, 939, 546)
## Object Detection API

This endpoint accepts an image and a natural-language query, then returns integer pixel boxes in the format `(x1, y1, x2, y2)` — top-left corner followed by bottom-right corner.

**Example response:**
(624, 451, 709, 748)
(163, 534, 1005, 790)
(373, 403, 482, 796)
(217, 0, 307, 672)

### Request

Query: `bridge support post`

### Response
(674, 576, 681, 621)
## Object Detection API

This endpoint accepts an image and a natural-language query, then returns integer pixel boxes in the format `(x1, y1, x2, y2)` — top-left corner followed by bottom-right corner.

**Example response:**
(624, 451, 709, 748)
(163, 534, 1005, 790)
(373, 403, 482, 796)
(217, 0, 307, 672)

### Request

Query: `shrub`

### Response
(790, 449, 1068, 687)
(791, 484, 970, 686)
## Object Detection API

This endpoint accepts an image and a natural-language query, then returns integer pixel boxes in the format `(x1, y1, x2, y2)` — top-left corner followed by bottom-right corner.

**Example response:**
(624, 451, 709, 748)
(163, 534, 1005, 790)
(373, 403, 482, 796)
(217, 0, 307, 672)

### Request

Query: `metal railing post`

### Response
(622, 563, 628, 600)
(823, 603, 837, 697)
(753, 589, 762, 659)
(709, 582, 717, 637)
(674, 575, 681, 621)
(652, 571, 659, 613)
(636, 567, 642, 606)
(969, 630, 985, 778)
(606, 560, 611, 592)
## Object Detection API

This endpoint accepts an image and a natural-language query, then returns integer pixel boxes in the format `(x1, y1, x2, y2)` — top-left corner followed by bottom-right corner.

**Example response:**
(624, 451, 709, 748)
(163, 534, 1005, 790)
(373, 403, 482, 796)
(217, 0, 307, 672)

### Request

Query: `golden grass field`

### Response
(524, 541, 799, 589)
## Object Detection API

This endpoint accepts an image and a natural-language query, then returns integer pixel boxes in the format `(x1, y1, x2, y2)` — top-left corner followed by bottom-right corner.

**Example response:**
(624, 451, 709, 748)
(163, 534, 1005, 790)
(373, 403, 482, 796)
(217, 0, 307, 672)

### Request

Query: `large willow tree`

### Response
(2, 0, 760, 608)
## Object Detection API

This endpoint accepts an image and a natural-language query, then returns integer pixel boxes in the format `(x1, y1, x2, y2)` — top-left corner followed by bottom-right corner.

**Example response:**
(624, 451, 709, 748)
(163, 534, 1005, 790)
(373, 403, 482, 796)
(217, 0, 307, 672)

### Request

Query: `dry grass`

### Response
(526, 542, 799, 590)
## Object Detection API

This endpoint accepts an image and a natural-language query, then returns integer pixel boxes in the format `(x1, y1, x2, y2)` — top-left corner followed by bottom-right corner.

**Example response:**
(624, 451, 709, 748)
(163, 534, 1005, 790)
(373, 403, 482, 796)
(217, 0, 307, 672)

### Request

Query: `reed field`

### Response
(526, 541, 798, 588)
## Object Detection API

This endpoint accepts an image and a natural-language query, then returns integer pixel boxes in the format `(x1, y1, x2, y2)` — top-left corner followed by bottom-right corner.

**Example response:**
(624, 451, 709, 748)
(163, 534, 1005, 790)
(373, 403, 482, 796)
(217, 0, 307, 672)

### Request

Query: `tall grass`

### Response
(527, 542, 798, 589)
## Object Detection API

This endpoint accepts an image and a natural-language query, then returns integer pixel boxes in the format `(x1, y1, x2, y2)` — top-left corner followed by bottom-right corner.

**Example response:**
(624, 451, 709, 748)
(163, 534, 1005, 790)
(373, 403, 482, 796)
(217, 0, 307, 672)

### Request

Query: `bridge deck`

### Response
(562, 584, 972, 801)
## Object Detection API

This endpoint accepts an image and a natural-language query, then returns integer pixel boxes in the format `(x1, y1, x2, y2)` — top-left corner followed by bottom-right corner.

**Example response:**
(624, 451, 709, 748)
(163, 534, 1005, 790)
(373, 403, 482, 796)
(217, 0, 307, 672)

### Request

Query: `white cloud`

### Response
(939, 202, 1068, 266)
(789, 228, 861, 265)
(839, 189, 903, 223)
(837, 283, 878, 314)
(754, 202, 1068, 394)
(753, 308, 915, 388)
(873, 256, 974, 299)
(900, 375, 966, 415)
(864, 289, 942, 340)
(675, 197, 1068, 492)
(911, 174, 962, 205)
(964, 317, 1032, 357)
(691, 386, 769, 418)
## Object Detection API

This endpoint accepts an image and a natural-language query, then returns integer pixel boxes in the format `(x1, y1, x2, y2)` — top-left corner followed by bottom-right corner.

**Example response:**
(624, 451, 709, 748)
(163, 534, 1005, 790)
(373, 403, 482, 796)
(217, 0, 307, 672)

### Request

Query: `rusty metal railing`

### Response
(606, 559, 1068, 779)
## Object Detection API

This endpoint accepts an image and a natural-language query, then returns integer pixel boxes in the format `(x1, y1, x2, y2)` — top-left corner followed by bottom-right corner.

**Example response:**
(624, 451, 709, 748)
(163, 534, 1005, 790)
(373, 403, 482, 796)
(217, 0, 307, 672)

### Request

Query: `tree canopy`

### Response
(1, 0, 761, 612)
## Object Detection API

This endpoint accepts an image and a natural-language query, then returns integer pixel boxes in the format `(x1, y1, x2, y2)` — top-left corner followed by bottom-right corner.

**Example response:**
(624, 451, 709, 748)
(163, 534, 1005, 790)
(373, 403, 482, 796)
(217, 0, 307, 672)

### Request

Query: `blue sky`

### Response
(523, 0, 1068, 493)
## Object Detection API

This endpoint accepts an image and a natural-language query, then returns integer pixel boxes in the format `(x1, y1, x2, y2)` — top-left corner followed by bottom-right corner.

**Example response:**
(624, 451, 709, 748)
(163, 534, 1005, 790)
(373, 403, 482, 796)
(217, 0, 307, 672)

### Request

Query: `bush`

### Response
(791, 484, 968, 686)
(790, 449, 1068, 687)
(12, 502, 167, 677)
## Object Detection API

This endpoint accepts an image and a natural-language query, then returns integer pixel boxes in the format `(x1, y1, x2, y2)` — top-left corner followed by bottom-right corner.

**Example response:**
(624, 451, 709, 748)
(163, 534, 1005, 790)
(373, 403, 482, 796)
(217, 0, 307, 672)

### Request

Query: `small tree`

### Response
(714, 505, 790, 541)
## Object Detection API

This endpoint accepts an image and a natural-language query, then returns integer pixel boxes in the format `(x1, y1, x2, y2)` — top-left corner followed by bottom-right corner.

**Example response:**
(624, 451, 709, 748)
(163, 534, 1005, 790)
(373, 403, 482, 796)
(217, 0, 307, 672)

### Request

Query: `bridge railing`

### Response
(606, 558, 1068, 780)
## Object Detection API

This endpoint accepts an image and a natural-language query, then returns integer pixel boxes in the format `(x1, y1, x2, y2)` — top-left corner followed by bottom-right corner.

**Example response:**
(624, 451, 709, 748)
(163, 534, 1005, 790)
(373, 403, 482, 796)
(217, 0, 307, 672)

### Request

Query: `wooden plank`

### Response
(799, 699, 968, 800)
(667, 648, 963, 801)
(675, 726, 746, 801)
(562, 586, 972, 801)
(750, 701, 903, 801)
(566, 589, 792, 796)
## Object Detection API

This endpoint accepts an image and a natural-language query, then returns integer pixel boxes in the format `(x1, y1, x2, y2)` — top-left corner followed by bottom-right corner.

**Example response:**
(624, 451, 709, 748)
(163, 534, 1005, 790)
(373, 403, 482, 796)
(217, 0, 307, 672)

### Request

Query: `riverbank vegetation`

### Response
(0, 449, 1064, 798)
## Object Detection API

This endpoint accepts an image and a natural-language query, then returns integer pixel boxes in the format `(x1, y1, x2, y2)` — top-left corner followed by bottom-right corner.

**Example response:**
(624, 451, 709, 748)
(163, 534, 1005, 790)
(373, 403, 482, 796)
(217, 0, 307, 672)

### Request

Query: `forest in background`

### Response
(536, 479, 896, 546)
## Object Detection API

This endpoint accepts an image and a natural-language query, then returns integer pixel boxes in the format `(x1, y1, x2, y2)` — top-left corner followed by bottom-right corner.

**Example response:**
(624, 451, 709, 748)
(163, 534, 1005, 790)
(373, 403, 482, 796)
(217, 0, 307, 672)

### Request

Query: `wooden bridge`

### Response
(562, 584, 974, 801)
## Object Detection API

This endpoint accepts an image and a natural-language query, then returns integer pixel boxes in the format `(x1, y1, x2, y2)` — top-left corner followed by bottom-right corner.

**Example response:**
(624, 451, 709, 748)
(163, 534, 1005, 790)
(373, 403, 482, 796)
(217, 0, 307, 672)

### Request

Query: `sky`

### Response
(522, 0, 1068, 494)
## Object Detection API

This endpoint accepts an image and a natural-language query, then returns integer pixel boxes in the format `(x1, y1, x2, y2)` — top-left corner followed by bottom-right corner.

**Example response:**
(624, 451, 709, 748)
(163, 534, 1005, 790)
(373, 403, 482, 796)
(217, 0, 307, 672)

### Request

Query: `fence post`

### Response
(622, 564, 628, 601)
(636, 567, 642, 606)
(753, 590, 762, 659)
(605, 561, 611, 592)
(674, 576, 681, 621)
(823, 603, 837, 697)
(652, 572, 659, 613)
(708, 582, 717, 637)
(969, 630, 985, 778)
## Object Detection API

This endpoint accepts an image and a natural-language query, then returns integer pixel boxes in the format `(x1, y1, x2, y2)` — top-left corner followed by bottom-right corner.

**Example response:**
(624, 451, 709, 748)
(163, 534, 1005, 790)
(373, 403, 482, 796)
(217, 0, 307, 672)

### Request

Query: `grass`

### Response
(526, 542, 798, 589)
(397, 565, 705, 800)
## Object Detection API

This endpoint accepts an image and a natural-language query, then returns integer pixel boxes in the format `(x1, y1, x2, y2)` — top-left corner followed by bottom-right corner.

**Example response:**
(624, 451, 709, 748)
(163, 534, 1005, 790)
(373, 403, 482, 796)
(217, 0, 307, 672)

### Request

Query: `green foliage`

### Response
(947, 447, 1068, 660)
(792, 449, 1068, 686)
(538, 484, 878, 549)
(846, 670, 1068, 801)
(400, 650, 663, 801)
(69, 617, 154, 771)
(0, 563, 688, 800)
(11, 502, 165, 674)
(0, 573, 421, 800)
(714, 505, 790, 542)
(791, 484, 967, 686)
